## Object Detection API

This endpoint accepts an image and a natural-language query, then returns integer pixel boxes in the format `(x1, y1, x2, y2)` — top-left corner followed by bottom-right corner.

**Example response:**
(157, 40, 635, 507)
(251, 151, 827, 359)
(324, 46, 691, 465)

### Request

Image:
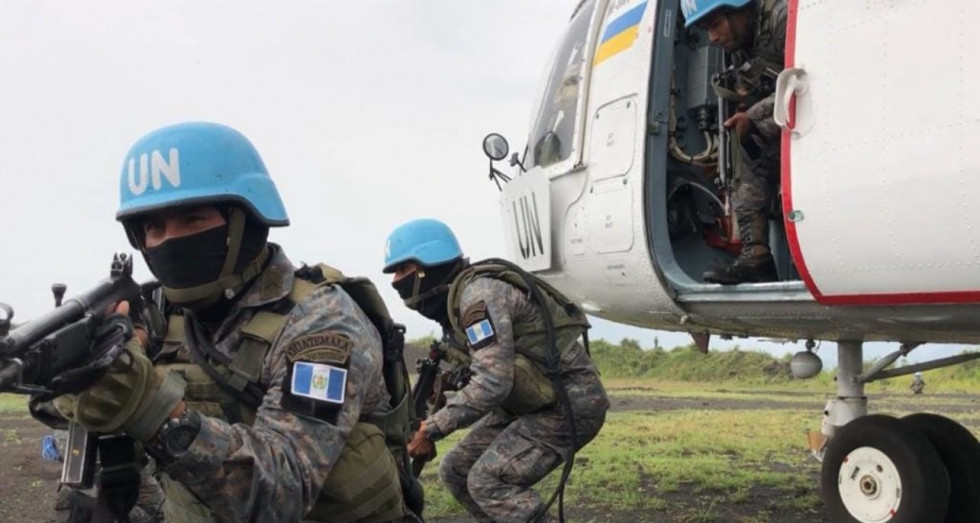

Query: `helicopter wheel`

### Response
(821, 414, 949, 523)
(901, 413, 980, 523)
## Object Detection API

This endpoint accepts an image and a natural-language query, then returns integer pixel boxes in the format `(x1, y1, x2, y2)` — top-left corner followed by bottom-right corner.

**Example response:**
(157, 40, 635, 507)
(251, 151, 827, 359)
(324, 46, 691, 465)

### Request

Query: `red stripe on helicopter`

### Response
(820, 290, 980, 306)
(780, 0, 825, 301)
(780, 0, 980, 306)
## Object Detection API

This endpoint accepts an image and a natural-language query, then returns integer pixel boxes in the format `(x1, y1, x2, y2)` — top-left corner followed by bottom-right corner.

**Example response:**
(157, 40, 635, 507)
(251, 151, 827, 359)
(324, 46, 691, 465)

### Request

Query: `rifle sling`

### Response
(184, 316, 266, 410)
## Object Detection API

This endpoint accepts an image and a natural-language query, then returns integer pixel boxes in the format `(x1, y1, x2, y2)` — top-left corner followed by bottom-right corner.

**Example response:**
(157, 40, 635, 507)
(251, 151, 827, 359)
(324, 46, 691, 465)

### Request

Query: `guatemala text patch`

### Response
(284, 330, 352, 365)
(291, 362, 347, 404)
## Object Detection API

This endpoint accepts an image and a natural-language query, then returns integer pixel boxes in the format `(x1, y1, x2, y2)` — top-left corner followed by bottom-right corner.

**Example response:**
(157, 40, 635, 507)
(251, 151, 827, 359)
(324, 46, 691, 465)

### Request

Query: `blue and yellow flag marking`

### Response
(594, 1, 648, 65)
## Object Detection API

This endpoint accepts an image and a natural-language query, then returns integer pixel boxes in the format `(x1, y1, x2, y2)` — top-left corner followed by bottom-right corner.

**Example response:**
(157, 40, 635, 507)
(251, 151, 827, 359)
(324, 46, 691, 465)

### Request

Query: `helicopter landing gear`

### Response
(816, 341, 980, 522)
(901, 413, 980, 522)
(821, 414, 949, 523)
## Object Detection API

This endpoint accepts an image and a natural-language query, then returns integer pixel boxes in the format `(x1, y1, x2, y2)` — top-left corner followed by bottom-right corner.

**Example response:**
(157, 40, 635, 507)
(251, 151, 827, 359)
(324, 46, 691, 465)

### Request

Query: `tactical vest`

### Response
(446, 262, 591, 414)
(156, 264, 411, 523)
(712, 0, 785, 106)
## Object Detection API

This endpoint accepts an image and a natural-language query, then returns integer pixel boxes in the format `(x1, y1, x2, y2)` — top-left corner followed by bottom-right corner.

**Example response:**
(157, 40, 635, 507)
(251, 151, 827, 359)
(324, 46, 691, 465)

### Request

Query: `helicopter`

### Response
(480, 1, 980, 522)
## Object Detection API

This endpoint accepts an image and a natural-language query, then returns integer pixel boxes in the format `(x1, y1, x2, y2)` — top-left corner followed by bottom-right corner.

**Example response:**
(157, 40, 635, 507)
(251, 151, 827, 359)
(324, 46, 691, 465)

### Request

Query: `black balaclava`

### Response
(140, 206, 269, 313)
(393, 259, 463, 324)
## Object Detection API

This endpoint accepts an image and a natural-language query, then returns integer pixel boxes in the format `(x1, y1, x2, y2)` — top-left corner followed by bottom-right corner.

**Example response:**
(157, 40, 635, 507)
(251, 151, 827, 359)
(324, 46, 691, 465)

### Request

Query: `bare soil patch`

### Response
(0, 414, 62, 522)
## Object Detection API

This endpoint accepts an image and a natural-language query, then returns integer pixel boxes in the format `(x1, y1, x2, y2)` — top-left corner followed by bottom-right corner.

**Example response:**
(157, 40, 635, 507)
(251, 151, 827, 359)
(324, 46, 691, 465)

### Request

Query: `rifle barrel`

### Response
(0, 273, 140, 357)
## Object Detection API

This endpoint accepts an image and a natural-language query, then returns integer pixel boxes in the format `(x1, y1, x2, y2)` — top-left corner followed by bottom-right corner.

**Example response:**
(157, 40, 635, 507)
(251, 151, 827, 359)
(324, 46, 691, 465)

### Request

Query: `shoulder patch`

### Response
(290, 362, 347, 404)
(462, 300, 497, 349)
(461, 300, 488, 327)
(284, 330, 352, 365)
(465, 320, 495, 347)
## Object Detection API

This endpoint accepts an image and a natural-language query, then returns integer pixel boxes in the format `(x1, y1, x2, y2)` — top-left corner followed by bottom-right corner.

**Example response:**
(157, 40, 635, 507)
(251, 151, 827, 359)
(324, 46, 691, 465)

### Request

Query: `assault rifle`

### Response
(0, 253, 160, 520)
(410, 338, 471, 476)
(0, 253, 149, 397)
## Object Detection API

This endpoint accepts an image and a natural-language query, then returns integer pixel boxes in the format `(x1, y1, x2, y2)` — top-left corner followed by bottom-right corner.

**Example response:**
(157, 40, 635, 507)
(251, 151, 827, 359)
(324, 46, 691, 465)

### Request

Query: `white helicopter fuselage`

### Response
(492, 2, 980, 520)
(500, 0, 980, 345)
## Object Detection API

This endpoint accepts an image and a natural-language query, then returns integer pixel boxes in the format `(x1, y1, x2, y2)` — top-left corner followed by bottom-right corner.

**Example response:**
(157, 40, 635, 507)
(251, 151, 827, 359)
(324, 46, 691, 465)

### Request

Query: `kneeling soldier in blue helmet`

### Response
(50, 122, 420, 522)
(384, 219, 610, 523)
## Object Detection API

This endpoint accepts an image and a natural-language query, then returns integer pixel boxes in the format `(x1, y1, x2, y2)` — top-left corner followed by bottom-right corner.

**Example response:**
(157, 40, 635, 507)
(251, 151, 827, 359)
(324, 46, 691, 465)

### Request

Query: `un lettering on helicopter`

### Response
(501, 171, 551, 271)
(489, 1, 980, 522)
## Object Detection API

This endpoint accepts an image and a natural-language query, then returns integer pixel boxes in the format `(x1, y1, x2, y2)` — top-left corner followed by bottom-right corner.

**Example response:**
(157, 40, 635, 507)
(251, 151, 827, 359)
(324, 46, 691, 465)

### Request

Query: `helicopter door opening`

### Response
(644, 0, 804, 295)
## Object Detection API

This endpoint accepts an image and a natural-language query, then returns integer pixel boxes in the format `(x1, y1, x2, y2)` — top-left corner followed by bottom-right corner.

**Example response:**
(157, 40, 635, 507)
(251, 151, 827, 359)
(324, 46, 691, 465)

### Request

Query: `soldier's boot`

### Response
(54, 489, 96, 523)
(703, 213, 778, 284)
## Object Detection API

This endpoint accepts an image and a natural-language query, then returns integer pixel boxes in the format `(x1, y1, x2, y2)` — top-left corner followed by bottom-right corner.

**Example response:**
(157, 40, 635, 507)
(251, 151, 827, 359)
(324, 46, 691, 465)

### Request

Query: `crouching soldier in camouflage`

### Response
(383, 219, 609, 523)
(49, 122, 420, 522)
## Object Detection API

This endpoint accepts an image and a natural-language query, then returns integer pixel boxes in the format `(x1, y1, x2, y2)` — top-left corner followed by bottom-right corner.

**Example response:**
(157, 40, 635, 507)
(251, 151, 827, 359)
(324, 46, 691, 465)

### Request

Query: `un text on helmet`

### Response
(680, 0, 698, 19)
(128, 148, 181, 196)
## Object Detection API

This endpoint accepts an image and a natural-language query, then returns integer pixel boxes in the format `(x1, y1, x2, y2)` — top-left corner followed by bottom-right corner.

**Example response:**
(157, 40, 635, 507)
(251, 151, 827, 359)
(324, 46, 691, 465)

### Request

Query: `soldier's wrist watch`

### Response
(145, 408, 201, 463)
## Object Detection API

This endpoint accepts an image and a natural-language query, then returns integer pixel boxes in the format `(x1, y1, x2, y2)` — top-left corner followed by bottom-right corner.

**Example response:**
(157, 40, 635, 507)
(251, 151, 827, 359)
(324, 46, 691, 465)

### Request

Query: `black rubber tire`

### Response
(821, 414, 950, 523)
(902, 413, 980, 523)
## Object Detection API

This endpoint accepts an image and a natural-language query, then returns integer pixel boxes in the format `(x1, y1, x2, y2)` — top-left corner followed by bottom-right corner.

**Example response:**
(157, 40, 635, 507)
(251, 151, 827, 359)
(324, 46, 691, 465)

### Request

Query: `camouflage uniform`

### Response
(427, 277, 609, 523)
(52, 468, 165, 523)
(730, 0, 787, 228)
(910, 375, 926, 395)
(152, 245, 405, 522)
(704, 0, 788, 283)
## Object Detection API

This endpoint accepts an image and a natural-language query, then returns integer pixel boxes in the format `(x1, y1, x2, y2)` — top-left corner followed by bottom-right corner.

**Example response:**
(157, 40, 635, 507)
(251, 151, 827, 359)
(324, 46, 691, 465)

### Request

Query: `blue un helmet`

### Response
(682, 0, 753, 28)
(383, 218, 463, 273)
(116, 122, 289, 236)
(116, 122, 289, 308)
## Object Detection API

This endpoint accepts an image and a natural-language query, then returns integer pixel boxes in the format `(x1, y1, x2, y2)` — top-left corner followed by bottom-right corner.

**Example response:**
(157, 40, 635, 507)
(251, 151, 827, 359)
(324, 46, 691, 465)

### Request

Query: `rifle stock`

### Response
(410, 341, 445, 476)
(409, 340, 474, 476)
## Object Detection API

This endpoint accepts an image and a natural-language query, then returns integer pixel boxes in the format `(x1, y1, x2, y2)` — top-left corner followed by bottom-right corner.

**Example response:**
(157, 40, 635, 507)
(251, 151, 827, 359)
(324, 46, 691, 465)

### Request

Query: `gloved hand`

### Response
(407, 421, 436, 459)
(54, 303, 186, 442)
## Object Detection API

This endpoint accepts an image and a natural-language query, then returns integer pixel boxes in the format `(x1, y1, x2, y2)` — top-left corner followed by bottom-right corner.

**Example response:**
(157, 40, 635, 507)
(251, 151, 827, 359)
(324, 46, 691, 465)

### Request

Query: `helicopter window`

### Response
(527, 0, 595, 169)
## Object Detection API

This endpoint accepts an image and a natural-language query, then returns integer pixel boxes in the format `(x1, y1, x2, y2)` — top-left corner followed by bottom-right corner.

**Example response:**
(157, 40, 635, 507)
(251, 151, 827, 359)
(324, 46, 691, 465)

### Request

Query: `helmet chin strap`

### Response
(161, 208, 268, 307)
(403, 269, 450, 308)
(404, 284, 450, 308)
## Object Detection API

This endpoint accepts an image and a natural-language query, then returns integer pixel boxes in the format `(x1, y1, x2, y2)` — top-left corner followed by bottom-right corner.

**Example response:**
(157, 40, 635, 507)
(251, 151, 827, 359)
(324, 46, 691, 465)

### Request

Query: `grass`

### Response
(417, 363, 977, 521)
(419, 407, 826, 520)
(6, 337, 977, 521)
(0, 394, 27, 414)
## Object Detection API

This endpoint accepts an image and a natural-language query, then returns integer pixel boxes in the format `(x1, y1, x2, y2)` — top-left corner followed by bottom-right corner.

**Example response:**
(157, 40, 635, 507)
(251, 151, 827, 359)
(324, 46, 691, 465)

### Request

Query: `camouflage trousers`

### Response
(53, 465, 165, 523)
(439, 375, 608, 523)
(732, 132, 781, 219)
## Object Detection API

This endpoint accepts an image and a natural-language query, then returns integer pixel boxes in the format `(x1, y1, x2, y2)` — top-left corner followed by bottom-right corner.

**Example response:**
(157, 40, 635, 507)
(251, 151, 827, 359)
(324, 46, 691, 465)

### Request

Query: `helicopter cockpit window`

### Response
(527, 0, 595, 169)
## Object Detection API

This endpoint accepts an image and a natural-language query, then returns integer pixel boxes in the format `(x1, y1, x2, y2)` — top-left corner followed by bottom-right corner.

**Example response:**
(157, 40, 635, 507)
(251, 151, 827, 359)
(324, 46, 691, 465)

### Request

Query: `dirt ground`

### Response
(0, 415, 62, 522)
(0, 391, 975, 522)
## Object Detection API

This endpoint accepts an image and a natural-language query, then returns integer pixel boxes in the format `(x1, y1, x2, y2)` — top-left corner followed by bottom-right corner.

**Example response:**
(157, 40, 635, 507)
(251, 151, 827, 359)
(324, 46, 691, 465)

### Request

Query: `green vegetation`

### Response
(412, 338, 978, 520)
(0, 338, 973, 521)
(586, 338, 980, 393)
(408, 336, 980, 392)
(420, 409, 825, 520)
(589, 339, 797, 384)
(0, 394, 27, 414)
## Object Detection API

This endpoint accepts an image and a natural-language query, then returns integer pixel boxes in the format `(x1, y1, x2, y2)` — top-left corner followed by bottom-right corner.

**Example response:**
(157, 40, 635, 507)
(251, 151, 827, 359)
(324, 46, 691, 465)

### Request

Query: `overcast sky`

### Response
(0, 0, 969, 372)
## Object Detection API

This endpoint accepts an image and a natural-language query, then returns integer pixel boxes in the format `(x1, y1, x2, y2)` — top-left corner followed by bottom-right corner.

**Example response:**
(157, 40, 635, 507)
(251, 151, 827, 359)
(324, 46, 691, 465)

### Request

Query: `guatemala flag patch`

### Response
(465, 319, 495, 346)
(291, 362, 347, 404)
